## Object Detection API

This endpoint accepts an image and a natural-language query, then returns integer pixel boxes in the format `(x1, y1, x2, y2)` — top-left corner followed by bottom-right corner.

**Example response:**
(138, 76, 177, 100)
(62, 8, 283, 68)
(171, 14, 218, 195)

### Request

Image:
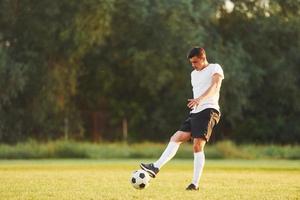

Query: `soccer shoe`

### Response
(140, 163, 159, 178)
(185, 183, 199, 191)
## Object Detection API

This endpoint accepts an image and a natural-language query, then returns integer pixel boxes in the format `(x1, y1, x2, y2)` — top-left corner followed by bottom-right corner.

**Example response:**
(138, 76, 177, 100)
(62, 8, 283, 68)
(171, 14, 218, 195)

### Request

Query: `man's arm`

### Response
(187, 73, 223, 109)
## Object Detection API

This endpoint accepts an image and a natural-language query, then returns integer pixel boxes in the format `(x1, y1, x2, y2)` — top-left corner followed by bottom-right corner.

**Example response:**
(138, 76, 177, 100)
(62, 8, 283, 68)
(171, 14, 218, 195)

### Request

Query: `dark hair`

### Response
(187, 47, 206, 59)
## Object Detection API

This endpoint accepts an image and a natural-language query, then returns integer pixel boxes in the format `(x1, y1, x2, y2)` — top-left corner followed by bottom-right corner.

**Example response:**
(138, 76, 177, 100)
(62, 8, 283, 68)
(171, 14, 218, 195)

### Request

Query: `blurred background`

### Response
(0, 0, 299, 157)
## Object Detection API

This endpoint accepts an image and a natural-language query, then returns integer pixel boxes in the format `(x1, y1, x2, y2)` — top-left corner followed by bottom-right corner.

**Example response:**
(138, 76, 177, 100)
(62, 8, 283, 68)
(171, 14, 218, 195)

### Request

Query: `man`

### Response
(140, 47, 224, 191)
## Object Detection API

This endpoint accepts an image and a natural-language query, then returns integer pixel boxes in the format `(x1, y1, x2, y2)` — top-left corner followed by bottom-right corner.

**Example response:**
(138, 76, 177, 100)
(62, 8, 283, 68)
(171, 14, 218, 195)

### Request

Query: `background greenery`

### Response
(0, 140, 299, 159)
(0, 0, 299, 144)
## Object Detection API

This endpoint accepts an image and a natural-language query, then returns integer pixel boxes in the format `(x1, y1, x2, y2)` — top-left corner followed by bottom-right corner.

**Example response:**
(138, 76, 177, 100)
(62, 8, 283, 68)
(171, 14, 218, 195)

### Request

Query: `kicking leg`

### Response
(154, 131, 191, 168)
(140, 131, 191, 178)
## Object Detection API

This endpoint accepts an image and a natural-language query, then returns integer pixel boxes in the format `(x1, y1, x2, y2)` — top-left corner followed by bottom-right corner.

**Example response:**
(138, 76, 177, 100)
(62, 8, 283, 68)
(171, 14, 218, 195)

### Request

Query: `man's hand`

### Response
(187, 74, 223, 110)
(187, 97, 202, 109)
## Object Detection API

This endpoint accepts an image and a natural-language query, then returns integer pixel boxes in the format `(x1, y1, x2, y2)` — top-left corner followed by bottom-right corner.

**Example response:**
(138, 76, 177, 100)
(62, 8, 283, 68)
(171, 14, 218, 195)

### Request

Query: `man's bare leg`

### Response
(140, 131, 191, 177)
(153, 131, 191, 168)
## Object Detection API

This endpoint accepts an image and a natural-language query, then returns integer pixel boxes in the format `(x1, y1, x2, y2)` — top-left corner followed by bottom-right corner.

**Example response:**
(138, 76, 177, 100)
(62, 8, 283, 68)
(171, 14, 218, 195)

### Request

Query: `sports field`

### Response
(0, 159, 299, 200)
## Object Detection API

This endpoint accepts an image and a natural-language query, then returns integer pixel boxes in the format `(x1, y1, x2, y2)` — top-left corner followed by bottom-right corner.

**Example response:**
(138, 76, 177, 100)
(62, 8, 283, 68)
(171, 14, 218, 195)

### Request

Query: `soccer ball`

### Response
(130, 169, 150, 189)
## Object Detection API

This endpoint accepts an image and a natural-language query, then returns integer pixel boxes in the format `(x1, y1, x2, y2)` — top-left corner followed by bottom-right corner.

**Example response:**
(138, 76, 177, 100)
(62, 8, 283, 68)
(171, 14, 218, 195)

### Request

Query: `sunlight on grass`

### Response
(0, 159, 299, 200)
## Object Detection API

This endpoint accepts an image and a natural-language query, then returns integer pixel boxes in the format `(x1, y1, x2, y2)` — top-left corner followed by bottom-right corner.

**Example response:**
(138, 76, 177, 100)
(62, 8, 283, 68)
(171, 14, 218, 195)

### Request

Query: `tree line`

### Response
(0, 0, 299, 144)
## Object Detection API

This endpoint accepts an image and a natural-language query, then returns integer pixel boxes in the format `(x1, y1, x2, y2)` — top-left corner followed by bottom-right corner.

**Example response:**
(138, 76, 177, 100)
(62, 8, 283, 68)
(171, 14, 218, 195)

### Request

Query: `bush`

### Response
(0, 140, 299, 159)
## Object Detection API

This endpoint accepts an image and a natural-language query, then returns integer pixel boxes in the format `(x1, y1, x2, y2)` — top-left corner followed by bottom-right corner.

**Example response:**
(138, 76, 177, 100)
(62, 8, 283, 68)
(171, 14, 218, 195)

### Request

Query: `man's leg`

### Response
(153, 131, 191, 168)
(187, 109, 220, 190)
(190, 138, 206, 189)
(140, 131, 191, 177)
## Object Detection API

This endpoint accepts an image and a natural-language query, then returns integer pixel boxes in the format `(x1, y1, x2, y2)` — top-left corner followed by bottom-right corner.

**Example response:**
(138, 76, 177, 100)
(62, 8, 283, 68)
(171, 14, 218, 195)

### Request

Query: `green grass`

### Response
(0, 159, 299, 200)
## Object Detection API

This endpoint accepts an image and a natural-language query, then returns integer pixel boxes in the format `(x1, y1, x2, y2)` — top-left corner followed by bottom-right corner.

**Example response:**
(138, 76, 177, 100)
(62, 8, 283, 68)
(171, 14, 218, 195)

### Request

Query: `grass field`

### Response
(0, 159, 299, 200)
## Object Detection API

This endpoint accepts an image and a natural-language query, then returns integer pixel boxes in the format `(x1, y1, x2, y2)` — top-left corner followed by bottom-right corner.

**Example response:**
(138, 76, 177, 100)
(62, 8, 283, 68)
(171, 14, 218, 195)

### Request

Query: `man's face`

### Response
(189, 56, 206, 70)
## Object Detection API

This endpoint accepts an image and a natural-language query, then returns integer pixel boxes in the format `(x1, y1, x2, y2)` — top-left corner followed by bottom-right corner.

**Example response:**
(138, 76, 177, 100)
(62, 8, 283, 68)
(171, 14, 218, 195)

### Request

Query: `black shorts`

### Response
(179, 108, 220, 141)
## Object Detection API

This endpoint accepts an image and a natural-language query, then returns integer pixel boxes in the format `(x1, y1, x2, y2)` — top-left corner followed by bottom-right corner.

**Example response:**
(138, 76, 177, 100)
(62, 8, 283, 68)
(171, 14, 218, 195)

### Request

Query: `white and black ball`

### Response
(130, 169, 150, 189)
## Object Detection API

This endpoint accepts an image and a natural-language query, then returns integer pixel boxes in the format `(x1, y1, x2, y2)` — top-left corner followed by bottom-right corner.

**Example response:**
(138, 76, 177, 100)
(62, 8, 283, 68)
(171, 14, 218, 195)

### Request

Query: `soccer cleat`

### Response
(186, 183, 199, 191)
(140, 163, 159, 178)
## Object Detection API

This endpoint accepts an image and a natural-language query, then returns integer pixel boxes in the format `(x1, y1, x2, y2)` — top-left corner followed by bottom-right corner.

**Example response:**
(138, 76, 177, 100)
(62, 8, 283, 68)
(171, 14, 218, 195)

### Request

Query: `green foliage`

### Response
(0, 48, 28, 142)
(0, 0, 299, 143)
(79, 0, 227, 141)
(0, 140, 299, 159)
(217, 0, 300, 143)
(0, 0, 115, 141)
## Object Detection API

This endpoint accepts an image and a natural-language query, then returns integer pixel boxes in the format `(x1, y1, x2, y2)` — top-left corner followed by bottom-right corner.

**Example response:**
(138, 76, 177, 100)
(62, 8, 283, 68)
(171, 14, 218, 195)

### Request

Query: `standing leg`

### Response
(187, 109, 220, 190)
(189, 138, 206, 189)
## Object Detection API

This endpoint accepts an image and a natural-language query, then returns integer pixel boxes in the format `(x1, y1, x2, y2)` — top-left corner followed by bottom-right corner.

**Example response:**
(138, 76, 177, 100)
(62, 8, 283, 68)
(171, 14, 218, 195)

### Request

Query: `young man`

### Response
(140, 47, 224, 190)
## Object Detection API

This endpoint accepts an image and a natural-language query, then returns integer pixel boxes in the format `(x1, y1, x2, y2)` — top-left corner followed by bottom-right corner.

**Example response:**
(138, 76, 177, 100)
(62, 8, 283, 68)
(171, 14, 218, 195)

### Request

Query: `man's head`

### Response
(187, 47, 208, 70)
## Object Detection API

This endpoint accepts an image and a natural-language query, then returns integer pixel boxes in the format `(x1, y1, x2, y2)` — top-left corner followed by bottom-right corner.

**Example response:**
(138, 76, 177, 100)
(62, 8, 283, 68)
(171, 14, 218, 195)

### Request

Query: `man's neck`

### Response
(197, 62, 209, 71)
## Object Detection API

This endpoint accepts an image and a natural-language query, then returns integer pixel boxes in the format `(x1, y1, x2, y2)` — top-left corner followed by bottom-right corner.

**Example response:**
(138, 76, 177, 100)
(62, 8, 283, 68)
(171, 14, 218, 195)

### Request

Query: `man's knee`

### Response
(170, 134, 177, 142)
(170, 131, 191, 143)
(193, 138, 206, 152)
(170, 132, 181, 142)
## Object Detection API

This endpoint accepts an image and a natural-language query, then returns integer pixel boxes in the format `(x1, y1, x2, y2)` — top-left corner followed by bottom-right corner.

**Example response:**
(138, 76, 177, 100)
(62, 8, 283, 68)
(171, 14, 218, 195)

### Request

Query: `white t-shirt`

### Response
(190, 63, 224, 114)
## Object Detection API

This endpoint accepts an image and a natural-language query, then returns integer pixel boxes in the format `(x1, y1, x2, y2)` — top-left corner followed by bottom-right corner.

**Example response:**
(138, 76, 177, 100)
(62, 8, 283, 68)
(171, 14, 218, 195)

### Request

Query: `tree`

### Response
(218, 0, 300, 143)
(0, 0, 114, 142)
(78, 0, 225, 141)
(0, 46, 28, 142)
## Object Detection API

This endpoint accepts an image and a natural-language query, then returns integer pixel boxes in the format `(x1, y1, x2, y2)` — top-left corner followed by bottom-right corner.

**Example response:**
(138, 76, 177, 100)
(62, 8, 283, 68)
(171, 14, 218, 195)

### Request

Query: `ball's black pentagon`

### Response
(139, 172, 145, 179)
(131, 177, 136, 183)
(139, 183, 146, 188)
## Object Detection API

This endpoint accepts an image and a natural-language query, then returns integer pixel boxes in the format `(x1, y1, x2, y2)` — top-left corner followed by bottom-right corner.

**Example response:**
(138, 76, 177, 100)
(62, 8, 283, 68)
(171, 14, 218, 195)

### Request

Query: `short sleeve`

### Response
(212, 64, 224, 79)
